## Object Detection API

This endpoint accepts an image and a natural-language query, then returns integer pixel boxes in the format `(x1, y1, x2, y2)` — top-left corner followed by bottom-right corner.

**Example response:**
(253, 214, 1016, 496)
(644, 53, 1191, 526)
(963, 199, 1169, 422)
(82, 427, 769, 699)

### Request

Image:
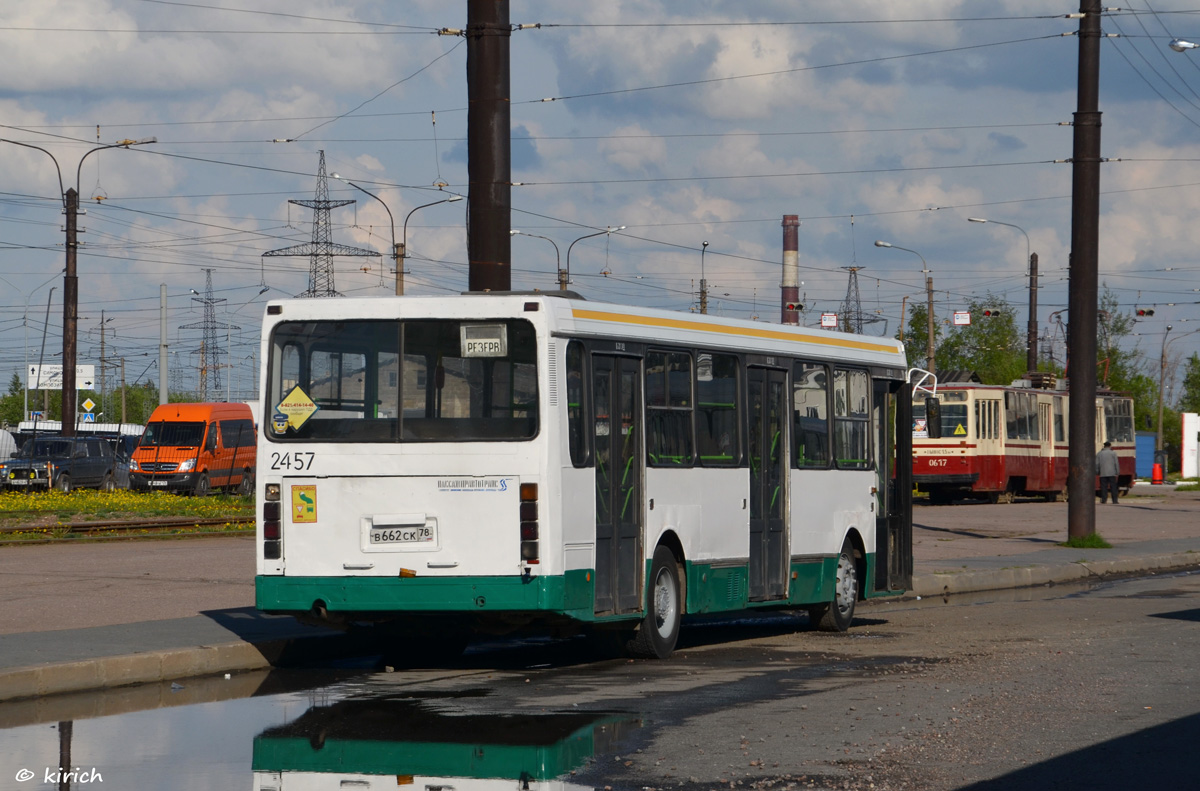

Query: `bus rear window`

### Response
(266, 319, 538, 443)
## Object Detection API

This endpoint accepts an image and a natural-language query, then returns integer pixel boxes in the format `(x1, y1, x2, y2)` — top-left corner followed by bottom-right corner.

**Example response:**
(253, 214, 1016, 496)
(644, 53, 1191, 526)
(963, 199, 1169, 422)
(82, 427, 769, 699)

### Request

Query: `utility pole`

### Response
(99, 309, 107, 418)
(466, 0, 512, 291)
(926, 275, 936, 376)
(1028, 252, 1039, 372)
(120, 357, 127, 424)
(159, 284, 168, 405)
(1068, 0, 1102, 540)
(63, 187, 79, 435)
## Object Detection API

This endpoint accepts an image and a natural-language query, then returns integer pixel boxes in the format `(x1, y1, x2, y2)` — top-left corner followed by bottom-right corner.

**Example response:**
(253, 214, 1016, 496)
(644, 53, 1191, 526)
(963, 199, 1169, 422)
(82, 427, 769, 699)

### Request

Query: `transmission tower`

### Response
(181, 269, 238, 400)
(263, 150, 377, 297)
(838, 266, 885, 335)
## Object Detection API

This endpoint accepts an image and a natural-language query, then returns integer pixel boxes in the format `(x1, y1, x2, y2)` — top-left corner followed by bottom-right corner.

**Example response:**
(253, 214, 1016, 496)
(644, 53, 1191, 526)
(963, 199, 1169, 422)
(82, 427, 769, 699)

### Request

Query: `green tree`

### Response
(1097, 288, 1158, 433)
(0, 373, 23, 427)
(897, 302, 942, 373)
(1181, 353, 1200, 415)
(934, 294, 1026, 385)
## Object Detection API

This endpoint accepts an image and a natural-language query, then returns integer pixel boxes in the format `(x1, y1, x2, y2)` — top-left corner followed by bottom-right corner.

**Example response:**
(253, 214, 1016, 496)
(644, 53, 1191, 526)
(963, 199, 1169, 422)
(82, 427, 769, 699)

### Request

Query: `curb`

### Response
(0, 631, 370, 704)
(910, 552, 1200, 597)
(0, 640, 276, 703)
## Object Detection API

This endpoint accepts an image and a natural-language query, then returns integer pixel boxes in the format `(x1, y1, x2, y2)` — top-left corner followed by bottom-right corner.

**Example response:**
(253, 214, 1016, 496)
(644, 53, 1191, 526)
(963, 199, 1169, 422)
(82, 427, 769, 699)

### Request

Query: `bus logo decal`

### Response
(292, 485, 317, 523)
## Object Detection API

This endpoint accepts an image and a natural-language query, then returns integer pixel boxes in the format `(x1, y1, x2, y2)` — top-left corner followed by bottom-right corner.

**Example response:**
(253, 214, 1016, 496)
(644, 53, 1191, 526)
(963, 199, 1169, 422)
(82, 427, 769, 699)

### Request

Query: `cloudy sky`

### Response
(3, 1, 1200, 405)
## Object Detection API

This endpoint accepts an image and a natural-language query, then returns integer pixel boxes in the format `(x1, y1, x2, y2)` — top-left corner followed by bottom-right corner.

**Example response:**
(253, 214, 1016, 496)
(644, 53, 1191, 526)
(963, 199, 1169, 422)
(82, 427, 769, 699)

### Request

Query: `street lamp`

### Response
(403, 195, 463, 295)
(565, 226, 626, 292)
(968, 217, 1040, 372)
(511, 230, 562, 289)
(0, 136, 156, 435)
(1156, 325, 1200, 456)
(331, 175, 461, 296)
(700, 241, 710, 314)
(1170, 39, 1199, 52)
(331, 173, 398, 294)
(875, 240, 936, 374)
(0, 269, 61, 420)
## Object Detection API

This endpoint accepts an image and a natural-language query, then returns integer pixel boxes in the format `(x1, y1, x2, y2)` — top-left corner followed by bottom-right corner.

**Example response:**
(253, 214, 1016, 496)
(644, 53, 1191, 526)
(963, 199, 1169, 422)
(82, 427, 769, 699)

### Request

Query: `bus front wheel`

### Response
(630, 545, 682, 659)
(809, 539, 858, 632)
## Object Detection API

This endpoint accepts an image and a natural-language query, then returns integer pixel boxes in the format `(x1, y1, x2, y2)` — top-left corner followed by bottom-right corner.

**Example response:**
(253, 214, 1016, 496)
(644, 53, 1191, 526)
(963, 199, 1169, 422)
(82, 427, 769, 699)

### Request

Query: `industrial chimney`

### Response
(781, 215, 800, 325)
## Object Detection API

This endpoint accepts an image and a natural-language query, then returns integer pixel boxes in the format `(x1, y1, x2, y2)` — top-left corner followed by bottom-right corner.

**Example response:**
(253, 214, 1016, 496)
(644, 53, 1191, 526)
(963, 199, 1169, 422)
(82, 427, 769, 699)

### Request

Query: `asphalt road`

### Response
(5, 569, 1195, 791)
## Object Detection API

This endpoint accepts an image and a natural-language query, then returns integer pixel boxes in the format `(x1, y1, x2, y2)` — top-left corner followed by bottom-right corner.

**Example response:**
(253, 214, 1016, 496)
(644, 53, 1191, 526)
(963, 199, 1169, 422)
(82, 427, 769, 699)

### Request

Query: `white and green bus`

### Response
(255, 293, 914, 659)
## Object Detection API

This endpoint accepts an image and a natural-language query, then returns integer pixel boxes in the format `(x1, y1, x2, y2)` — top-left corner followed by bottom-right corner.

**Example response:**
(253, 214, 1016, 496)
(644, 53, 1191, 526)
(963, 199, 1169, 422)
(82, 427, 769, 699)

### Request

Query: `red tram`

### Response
(912, 381, 1135, 504)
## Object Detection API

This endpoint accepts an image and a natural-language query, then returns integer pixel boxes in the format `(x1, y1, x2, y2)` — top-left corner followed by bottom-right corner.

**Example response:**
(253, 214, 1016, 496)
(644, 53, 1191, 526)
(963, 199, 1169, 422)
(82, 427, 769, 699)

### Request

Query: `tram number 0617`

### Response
(270, 451, 315, 471)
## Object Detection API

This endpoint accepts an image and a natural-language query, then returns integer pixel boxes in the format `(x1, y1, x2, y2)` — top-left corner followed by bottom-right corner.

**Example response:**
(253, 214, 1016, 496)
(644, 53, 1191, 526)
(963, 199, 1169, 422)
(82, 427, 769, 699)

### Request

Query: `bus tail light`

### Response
(263, 486, 282, 560)
(520, 482, 539, 564)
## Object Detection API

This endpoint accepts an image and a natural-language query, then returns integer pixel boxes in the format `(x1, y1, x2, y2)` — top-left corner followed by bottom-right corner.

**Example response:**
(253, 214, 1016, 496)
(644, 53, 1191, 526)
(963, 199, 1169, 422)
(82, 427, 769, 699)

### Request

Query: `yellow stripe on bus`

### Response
(571, 308, 900, 354)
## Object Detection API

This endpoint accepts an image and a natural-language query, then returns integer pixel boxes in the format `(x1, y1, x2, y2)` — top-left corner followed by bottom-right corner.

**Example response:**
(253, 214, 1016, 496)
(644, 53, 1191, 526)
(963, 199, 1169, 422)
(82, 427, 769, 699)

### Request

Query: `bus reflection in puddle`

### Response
(251, 698, 640, 790)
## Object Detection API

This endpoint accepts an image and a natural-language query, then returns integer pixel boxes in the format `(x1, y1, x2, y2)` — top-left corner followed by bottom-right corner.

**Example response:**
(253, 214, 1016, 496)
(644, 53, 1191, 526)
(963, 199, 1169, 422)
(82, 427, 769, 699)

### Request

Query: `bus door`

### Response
(748, 366, 788, 601)
(592, 354, 643, 616)
(875, 378, 912, 592)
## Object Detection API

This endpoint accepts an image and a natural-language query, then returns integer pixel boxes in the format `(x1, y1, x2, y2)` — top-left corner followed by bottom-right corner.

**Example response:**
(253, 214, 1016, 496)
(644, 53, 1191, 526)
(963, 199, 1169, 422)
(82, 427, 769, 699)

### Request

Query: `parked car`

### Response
(130, 402, 256, 496)
(0, 436, 118, 492)
(111, 434, 139, 490)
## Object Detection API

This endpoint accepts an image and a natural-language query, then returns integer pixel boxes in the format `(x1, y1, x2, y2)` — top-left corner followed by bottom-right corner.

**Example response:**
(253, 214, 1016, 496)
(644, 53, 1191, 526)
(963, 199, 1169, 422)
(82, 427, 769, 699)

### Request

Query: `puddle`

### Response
(0, 673, 640, 791)
(252, 698, 640, 790)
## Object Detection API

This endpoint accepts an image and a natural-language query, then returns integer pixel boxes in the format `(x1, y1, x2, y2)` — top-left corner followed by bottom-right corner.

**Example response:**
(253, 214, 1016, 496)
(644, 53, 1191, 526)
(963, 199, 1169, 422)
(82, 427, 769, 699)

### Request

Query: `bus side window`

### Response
(696, 352, 739, 467)
(833, 369, 871, 469)
(793, 361, 830, 468)
(645, 350, 694, 467)
(566, 341, 588, 467)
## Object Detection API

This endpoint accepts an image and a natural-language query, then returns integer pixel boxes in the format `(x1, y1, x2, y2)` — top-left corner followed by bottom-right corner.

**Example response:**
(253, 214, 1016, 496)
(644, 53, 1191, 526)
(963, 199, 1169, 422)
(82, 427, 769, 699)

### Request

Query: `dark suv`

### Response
(0, 437, 118, 492)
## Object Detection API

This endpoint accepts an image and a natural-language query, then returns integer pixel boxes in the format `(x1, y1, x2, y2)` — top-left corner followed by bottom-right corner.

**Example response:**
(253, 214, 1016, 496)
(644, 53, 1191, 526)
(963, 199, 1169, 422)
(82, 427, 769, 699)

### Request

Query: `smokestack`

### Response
(781, 215, 800, 325)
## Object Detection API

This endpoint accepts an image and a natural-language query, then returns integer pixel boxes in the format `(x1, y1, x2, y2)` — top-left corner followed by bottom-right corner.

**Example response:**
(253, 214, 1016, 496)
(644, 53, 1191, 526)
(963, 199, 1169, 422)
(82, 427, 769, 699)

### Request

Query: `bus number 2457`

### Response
(270, 451, 315, 471)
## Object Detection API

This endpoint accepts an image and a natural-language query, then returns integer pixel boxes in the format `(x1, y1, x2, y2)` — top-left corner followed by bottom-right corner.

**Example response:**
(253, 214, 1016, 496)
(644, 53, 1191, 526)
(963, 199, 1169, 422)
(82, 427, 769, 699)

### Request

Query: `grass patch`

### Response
(0, 489, 252, 531)
(1060, 533, 1112, 549)
(1175, 483, 1200, 492)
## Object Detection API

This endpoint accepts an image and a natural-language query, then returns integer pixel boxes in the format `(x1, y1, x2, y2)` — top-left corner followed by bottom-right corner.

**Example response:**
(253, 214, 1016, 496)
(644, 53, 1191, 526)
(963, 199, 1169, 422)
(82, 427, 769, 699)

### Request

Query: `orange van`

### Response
(130, 402, 256, 496)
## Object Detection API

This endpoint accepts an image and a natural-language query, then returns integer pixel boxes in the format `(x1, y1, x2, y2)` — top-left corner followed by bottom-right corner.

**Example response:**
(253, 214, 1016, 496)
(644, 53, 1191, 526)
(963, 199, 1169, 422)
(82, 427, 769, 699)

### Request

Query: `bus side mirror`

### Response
(925, 397, 942, 439)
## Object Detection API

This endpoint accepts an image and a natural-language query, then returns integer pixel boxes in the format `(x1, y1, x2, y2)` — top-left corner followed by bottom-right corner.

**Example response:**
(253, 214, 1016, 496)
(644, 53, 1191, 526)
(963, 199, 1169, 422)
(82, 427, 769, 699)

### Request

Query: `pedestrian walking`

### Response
(1096, 440, 1120, 504)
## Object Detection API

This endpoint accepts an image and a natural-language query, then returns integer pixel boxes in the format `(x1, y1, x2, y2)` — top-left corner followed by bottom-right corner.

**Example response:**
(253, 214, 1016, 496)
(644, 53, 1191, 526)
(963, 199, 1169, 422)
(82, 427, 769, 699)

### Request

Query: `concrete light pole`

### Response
(0, 270, 60, 421)
(968, 217, 1039, 372)
(875, 240, 935, 375)
(0, 136, 155, 435)
(1159, 324, 1174, 453)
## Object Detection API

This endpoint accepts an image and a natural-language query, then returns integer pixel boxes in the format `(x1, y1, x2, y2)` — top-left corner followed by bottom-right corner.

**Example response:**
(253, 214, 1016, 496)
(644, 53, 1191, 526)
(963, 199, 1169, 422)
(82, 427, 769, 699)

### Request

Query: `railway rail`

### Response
(0, 515, 254, 544)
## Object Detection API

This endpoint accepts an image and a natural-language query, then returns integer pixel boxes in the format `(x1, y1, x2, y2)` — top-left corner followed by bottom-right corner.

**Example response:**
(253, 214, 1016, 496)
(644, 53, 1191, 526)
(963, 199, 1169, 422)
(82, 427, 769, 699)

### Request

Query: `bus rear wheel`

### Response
(629, 545, 682, 659)
(809, 539, 858, 632)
